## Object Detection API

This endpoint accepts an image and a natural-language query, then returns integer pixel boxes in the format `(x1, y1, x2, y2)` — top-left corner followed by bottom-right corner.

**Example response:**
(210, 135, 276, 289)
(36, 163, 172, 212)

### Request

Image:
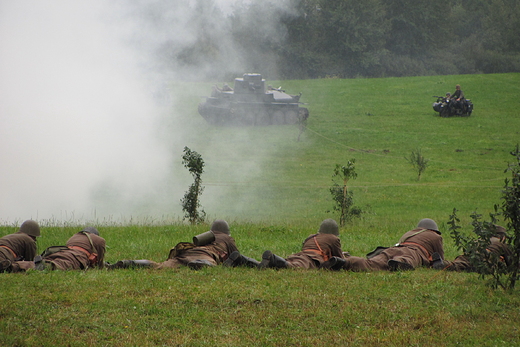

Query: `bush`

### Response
(180, 146, 206, 225)
(449, 145, 520, 290)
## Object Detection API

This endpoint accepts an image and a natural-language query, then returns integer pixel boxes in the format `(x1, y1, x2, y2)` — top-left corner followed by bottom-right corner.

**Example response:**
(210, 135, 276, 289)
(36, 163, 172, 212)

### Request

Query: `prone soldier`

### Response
(343, 218, 444, 271)
(110, 220, 239, 270)
(258, 219, 347, 270)
(34, 227, 106, 271)
(0, 220, 41, 273)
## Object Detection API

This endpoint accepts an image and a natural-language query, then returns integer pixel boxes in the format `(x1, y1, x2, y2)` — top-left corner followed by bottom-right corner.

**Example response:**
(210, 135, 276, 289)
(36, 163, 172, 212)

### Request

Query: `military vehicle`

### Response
(198, 73, 309, 126)
(432, 95, 473, 117)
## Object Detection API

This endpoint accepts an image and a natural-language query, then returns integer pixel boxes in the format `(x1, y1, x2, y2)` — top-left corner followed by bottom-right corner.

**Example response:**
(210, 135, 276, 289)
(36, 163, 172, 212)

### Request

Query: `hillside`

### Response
(1, 73, 520, 346)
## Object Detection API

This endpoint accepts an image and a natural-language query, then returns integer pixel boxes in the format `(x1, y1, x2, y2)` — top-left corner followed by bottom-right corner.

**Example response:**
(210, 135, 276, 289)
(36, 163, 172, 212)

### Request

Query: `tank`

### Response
(198, 73, 309, 126)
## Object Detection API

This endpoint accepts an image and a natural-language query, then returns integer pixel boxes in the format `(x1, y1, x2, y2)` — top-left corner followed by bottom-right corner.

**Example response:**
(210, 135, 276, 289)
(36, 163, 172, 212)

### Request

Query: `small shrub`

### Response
(180, 146, 206, 225)
(449, 145, 520, 290)
(329, 160, 362, 227)
(405, 148, 429, 181)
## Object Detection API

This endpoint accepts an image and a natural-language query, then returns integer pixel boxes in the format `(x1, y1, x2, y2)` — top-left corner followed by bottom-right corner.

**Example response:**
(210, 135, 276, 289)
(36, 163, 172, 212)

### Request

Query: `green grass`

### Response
(174, 72, 520, 230)
(2, 264, 520, 346)
(2, 73, 520, 346)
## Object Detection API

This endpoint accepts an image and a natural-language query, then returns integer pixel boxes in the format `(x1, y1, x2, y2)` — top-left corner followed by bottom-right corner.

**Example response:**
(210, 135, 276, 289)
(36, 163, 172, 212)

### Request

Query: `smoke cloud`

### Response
(0, 0, 298, 225)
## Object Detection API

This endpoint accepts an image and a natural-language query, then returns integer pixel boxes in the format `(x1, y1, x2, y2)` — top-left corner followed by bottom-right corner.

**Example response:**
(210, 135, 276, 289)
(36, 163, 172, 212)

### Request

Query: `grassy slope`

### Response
(1, 73, 520, 346)
(187, 73, 520, 252)
(194, 74, 518, 222)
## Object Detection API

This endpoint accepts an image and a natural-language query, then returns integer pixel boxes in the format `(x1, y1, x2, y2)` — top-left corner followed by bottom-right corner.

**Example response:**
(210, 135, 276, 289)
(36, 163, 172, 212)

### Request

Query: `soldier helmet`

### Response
(81, 227, 99, 236)
(417, 218, 439, 232)
(318, 219, 339, 236)
(492, 225, 507, 241)
(210, 219, 230, 235)
(19, 220, 41, 237)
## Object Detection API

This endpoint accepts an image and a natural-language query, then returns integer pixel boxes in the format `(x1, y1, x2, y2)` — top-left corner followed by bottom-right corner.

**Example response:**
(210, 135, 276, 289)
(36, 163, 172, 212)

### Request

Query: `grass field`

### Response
(179, 73, 519, 225)
(1, 73, 520, 346)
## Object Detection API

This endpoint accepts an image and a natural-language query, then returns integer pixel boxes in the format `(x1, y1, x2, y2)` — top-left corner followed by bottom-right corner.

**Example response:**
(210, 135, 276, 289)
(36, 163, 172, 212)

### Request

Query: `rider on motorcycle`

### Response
(450, 85, 465, 113)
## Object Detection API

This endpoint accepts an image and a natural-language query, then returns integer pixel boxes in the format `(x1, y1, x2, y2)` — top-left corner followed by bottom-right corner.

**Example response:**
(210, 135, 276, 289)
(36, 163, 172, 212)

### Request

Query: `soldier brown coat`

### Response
(0, 220, 40, 273)
(259, 219, 346, 269)
(109, 220, 239, 270)
(283, 233, 345, 269)
(344, 219, 443, 271)
(37, 230, 106, 271)
(153, 230, 238, 269)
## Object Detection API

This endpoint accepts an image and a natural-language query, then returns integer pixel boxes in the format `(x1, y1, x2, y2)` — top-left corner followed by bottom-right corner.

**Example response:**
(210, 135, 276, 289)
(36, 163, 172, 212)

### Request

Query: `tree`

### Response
(329, 160, 361, 227)
(180, 146, 206, 225)
(405, 148, 429, 181)
(384, 0, 449, 56)
(307, 0, 390, 77)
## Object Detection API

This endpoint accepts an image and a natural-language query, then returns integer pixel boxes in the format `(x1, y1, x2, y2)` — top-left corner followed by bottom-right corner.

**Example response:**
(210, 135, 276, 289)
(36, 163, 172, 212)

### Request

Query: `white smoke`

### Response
(0, 2, 173, 224)
(0, 0, 298, 225)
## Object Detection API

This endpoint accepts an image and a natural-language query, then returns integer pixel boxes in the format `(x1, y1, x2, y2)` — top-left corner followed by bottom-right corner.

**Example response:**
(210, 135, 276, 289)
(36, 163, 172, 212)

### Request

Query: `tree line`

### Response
(163, 0, 520, 80)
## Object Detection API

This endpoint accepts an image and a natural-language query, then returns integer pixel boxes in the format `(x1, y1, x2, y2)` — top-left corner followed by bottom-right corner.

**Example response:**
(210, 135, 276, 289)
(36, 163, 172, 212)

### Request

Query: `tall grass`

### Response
(1, 73, 520, 346)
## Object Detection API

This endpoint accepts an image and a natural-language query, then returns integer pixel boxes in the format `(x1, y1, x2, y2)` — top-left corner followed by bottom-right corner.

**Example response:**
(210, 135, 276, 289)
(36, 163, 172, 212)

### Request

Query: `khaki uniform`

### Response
(285, 233, 345, 269)
(344, 228, 444, 271)
(40, 232, 106, 270)
(442, 237, 513, 272)
(0, 232, 37, 272)
(153, 231, 238, 269)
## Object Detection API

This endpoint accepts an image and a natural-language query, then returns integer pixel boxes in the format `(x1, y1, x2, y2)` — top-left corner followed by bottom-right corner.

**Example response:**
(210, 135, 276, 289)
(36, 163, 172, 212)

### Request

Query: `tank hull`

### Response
(198, 74, 309, 126)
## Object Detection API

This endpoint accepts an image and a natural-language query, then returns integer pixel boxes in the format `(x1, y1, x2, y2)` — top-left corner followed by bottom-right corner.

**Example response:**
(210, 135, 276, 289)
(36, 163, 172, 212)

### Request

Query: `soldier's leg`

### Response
(187, 259, 215, 270)
(286, 254, 317, 269)
(387, 248, 422, 271)
(108, 259, 157, 269)
(388, 259, 414, 271)
(223, 251, 260, 268)
(241, 255, 261, 267)
(179, 254, 217, 270)
(438, 255, 473, 272)
(11, 261, 35, 272)
(0, 259, 12, 273)
(451, 255, 474, 271)
(320, 256, 347, 271)
(344, 255, 389, 271)
(258, 250, 288, 269)
(155, 258, 181, 269)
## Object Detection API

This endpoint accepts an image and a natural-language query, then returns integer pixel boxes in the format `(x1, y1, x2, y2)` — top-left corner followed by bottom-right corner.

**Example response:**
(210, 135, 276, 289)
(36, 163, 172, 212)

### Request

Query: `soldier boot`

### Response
(223, 251, 260, 268)
(258, 250, 287, 269)
(223, 251, 243, 267)
(388, 259, 414, 271)
(242, 255, 261, 268)
(34, 255, 46, 271)
(187, 259, 215, 270)
(320, 256, 347, 271)
(431, 252, 446, 270)
(0, 259, 12, 273)
(109, 259, 153, 269)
